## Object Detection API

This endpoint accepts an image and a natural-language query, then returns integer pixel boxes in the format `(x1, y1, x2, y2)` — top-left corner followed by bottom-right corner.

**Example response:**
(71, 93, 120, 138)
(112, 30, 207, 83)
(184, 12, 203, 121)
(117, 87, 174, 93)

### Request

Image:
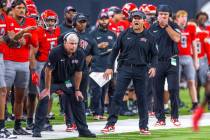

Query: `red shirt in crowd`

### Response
(0, 12, 14, 54)
(3, 17, 38, 62)
(203, 35, 210, 65)
(194, 27, 209, 59)
(178, 22, 196, 56)
(36, 26, 60, 62)
(108, 18, 130, 36)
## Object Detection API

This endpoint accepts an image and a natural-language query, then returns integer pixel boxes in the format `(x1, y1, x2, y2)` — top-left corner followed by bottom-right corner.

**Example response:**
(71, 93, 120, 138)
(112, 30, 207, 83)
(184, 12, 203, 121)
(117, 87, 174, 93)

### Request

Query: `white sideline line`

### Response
(8, 113, 210, 140)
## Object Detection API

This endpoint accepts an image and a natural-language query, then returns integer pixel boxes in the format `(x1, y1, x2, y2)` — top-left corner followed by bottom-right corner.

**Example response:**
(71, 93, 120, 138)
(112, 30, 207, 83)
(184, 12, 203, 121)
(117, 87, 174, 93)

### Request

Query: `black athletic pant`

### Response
(154, 57, 179, 121)
(33, 83, 89, 134)
(107, 65, 149, 129)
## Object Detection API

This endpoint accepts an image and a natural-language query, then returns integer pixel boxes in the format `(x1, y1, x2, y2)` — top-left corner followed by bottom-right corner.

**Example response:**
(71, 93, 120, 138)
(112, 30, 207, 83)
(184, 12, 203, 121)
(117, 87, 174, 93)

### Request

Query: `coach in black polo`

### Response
(149, 5, 181, 126)
(32, 32, 96, 138)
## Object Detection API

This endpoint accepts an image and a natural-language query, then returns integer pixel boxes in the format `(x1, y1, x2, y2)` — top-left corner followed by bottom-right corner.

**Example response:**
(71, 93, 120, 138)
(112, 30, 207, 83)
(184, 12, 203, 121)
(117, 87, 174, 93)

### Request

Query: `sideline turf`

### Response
(63, 126, 210, 140)
(5, 88, 206, 128)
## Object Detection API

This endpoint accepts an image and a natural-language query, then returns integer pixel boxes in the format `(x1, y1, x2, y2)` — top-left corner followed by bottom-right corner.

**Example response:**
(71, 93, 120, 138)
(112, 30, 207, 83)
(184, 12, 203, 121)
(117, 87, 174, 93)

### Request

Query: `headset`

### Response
(156, 4, 172, 17)
(63, 31, 79, 43)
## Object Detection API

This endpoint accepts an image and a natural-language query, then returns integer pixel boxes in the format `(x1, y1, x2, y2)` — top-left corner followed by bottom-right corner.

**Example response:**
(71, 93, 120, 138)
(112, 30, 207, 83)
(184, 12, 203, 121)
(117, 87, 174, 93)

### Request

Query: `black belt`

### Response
(122, 63, 146, 67)
(158, 55, 178, 62)
(158, 57, 170, 62)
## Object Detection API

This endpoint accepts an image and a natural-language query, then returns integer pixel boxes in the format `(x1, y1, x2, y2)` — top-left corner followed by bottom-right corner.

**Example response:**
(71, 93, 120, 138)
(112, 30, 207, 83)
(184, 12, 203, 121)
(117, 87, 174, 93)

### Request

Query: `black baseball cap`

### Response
(64, 6, 76, 13)
(157, 4, 171, 13)
(76, 13, 88, 22)
(132, 11, 146, 19)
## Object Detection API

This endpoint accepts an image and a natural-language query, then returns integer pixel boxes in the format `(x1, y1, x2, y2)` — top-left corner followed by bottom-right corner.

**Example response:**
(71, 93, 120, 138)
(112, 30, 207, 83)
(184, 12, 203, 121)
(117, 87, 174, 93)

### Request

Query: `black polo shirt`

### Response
(90, 26, 117, 72)
(107, 28, 158, 69)
(149, 21, 180, 59)
(69, 29, 98, 57)
(58, 22, 73, 46)
(46, 46, 85, 84)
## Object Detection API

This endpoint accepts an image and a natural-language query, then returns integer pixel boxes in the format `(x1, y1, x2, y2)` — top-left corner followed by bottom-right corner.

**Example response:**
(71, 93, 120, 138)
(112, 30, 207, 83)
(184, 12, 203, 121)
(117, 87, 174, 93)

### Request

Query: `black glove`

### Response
(8, 40, 21, 48)
(3, 34, 21, 48)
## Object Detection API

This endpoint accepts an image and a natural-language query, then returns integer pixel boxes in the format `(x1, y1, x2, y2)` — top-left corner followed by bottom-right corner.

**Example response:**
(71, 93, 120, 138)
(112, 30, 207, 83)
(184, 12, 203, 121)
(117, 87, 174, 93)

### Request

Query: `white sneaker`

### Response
(0, 128, 17, 139)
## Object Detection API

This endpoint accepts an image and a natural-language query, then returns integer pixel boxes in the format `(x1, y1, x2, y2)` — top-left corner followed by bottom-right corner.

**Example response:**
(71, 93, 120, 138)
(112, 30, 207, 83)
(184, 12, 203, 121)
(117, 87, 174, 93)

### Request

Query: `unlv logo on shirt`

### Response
(72, 59, 79, 64)
(80, 39, 88, 50)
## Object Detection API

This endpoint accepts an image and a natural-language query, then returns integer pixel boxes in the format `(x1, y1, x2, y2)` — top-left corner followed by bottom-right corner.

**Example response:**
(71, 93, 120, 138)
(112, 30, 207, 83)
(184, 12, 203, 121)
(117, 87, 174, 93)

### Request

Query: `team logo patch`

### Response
(60, 59, 65, 62)
(80, 39, 88, 49)
(108, 36, 113, 40)
(72, 59, 78, 64)
(140, 37, 147, 42)
(0, 24, 6, 27)
(96, 36, 102, 40)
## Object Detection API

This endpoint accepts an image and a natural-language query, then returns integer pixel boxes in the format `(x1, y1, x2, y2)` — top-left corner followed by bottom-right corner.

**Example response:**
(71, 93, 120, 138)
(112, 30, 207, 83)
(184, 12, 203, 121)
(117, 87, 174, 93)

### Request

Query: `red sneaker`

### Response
(101, 125, 115, 134)
(148, 112, 155, 117)
(140, 128, 151, 135)
(171, 118, 181, 126)
(193, 106, 204, 131)
(66, 123, 77, 132)
(154, 120, 166, 126)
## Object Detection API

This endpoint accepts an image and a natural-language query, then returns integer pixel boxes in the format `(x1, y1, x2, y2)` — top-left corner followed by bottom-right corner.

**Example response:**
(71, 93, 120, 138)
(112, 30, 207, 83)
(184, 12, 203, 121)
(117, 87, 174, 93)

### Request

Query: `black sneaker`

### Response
(79, 131, 96, 138)
(208, 102, 210, 110)
(42, 123, 54, 131)
(119, 110, 135, 116)
(13, 127, 31, 135)
(85, 109, 92, 116)
(47, 112, 55, 120)
(32, 131, 41, 137)
(26, 123, 34, 130)
(0, 128, 17, 139)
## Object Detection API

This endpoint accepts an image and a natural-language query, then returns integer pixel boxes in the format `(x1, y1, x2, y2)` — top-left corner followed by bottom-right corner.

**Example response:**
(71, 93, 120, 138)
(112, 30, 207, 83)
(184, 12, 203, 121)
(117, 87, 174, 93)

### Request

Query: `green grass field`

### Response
(5, 88, 206, 128)
(63, 126, 210, 140)
(4, 88, 210, 139)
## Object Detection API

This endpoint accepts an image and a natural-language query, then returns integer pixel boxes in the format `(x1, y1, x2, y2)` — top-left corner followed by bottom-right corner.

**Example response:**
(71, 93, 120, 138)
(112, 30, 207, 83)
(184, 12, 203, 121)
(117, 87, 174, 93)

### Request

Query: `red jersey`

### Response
(206, 25, 210, 33)
(195, 27, 209, 58)
(108, 19, 130, 36)
(203, 36, 210, 65)
(3, 17, 38, 62)
(178, 22, 196, 56)
(0, 12, 14, 54)
(36, 26, 60, 62)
